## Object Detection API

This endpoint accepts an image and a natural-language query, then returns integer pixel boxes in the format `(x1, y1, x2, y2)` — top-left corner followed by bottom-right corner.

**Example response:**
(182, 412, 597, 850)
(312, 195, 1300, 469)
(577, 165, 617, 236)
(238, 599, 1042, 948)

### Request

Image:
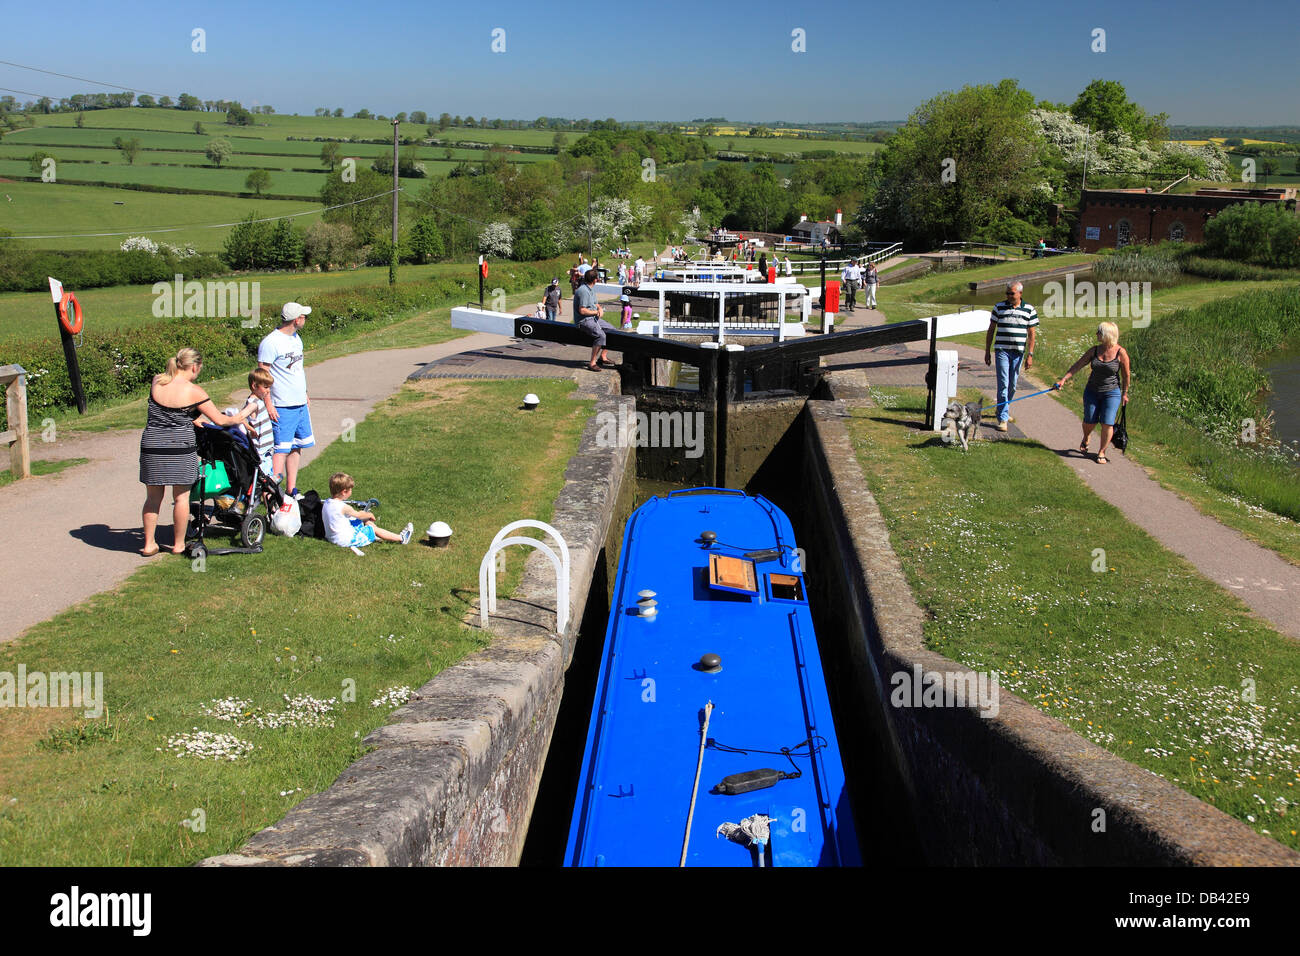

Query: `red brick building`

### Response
(1077, 187, 1297, 252)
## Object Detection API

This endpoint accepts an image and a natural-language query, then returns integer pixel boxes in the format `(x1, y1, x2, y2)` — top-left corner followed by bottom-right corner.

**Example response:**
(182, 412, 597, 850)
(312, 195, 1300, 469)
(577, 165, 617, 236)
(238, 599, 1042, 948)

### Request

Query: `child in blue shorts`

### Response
(322, 472, 413, 549)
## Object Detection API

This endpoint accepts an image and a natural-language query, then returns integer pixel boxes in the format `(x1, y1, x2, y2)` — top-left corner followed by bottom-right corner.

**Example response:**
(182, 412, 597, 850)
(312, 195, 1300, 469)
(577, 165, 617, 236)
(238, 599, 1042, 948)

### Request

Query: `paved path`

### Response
(826, 339, 1300, 640)
(0, 333, 504, 644)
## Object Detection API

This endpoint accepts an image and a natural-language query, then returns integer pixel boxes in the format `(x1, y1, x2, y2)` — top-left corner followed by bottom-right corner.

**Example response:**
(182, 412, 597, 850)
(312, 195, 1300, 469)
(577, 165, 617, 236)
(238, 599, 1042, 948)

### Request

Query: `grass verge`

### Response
(0, 456, 88, 489)
(849, 387, 1300, 852)
(875, 262, 1300, 565)
(0, 376, 591, 865)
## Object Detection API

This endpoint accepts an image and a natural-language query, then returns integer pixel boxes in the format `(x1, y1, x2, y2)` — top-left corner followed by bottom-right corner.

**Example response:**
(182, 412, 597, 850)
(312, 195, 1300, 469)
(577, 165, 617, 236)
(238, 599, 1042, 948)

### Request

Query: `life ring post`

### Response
(50, 283, 87, 414)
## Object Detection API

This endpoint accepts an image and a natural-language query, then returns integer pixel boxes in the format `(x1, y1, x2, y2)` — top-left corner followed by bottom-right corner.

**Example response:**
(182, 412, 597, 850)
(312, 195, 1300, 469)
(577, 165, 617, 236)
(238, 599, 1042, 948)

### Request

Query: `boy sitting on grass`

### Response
(322, 472, 413, 550)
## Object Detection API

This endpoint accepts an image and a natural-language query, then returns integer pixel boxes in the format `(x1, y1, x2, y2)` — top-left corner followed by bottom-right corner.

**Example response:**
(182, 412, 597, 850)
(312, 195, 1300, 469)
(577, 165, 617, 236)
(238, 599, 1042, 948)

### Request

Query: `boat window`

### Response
(768, 573, 804, 602)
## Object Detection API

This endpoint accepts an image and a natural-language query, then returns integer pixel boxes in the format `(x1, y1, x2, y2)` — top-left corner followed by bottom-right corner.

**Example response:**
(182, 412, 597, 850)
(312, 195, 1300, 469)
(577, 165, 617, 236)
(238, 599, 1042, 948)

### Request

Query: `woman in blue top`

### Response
(1055, 321, 1131, 464)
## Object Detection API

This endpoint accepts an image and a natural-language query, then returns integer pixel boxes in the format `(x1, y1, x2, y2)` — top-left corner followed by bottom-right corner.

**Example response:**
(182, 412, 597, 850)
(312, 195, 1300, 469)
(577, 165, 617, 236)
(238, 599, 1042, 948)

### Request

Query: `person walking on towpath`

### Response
(841, 260, 859, 312)
(984, 281, 1038, 431)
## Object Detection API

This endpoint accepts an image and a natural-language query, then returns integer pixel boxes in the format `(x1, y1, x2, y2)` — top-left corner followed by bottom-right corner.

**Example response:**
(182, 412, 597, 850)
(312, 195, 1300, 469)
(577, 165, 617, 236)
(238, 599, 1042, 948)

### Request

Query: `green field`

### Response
(0, 261, 496, 343)
(0, 112, 559, 212)
(703, 135, 885, 155)
(19, 108, 559, 149)
(0, 180, 323, 251)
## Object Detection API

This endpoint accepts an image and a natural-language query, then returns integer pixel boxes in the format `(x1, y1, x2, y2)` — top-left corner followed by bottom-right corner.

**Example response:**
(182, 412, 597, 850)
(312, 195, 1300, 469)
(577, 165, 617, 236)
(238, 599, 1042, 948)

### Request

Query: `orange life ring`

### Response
(479, 261, 489, 279)
(58, 291, 83, 336)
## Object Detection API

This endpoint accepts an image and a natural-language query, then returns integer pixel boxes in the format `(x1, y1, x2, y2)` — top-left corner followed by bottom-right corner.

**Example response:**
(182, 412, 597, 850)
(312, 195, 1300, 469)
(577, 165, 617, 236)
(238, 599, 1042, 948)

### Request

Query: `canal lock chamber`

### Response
(520, 367, 925, 866)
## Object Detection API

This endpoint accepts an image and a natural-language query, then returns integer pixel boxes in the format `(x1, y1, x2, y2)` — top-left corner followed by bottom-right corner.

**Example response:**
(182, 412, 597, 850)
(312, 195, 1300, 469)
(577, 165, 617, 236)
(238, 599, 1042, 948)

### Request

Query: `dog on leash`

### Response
(939, 401, 983, 452)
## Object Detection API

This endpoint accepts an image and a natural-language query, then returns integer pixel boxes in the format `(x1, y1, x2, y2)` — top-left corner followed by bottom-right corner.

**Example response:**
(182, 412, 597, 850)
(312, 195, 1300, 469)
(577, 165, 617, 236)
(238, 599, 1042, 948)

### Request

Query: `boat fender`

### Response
(712, 768, 784, 795)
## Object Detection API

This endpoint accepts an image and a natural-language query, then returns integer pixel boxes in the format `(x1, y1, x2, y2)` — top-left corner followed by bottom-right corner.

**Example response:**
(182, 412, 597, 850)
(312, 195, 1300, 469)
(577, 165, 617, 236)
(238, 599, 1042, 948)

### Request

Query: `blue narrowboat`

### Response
(565, 488, 860, 866)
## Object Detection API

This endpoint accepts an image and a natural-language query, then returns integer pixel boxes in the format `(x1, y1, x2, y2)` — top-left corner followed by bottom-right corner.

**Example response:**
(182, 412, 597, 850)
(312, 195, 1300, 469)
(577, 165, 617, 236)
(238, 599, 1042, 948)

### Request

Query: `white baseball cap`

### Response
(281, 302, 312, 323)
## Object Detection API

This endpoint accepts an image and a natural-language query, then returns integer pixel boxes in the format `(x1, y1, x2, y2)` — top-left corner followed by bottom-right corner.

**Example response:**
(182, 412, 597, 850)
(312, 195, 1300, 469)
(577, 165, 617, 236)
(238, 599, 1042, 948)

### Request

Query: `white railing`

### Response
(768, 241, 904, 274)
(478, 520, 570, 635)
(637, 281, 812, 343)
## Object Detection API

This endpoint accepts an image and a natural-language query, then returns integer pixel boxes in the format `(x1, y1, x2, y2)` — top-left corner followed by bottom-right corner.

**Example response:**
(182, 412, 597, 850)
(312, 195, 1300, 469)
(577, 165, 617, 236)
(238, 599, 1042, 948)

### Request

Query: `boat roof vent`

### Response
(709, 554, 758, 595)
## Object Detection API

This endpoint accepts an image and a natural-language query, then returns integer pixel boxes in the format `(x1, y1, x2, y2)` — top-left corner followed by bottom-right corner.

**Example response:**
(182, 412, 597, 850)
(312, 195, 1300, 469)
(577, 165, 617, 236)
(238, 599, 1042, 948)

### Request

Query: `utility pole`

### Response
(390, 118, 399, 285)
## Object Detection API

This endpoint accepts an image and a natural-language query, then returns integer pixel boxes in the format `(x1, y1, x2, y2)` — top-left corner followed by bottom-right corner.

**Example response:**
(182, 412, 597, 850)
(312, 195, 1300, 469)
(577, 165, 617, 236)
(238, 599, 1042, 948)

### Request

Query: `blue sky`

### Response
(2, 0, 1295, 124)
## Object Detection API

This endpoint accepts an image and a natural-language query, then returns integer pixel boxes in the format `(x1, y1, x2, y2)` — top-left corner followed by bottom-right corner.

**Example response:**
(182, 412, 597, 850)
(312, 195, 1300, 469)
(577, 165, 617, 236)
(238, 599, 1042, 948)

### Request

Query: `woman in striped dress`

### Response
(139, 348, 253, 556)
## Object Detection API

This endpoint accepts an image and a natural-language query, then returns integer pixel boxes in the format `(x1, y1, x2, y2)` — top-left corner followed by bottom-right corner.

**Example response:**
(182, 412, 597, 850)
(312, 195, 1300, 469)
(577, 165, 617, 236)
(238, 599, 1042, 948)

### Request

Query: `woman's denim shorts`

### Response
(1082, 387, 1122, 425)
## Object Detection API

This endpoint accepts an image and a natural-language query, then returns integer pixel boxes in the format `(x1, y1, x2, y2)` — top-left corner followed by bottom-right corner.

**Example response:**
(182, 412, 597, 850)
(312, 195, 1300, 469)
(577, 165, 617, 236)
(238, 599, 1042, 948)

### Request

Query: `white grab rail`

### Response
(479, 520, 571, 635)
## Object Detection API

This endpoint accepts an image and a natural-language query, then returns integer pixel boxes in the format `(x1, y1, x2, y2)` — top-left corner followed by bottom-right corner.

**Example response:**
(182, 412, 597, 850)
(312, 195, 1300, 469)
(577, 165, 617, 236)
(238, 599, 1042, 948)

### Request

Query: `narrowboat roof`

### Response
(565, 488, 859, 867)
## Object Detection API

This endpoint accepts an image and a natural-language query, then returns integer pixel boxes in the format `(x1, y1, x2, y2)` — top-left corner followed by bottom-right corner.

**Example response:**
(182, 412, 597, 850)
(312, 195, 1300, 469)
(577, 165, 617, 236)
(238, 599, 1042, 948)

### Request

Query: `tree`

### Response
(406, 216, 445, 263)
(177, 92, 201, 111)
(1262, 158, 1280, 177)
(226, 103, 254, 126)
(75, 112, 84, 128)
(861, 79, 1042, 246)
(439, 113, 451, 130)
(113, 136, 142, 164)
(553, 131, 567, 151)
(535, 116, 549, 130)
(193, 121, 205, 135)
(740, 163, 788, 232)
(267, 219, 303, 268)
(205, 137, 233, 167)
(245, 169, 272, 195)
(410, 110, 427, 125)
(478, 222, 513, 257)
(354, 108, 372, 120)
(333, 107, 344, 118)
(395, 112, 407, 124)
(28, 150, 54, 175)
(303, 221, 359, 270)
(319, 167, 391, 243)
(1070, 79, 1167, 143)
(320, 141, 341, 171)
(137, 94, 156, 108)
(222, 214, 272, 270)
(513, 200, 558, 261)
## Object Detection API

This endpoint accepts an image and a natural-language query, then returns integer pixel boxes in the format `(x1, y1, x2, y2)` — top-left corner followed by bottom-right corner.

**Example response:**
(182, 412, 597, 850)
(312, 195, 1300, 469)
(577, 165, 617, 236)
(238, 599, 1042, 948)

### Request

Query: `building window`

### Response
(1117, 219, 1132, 247)
(1169, 221, 1185, 242)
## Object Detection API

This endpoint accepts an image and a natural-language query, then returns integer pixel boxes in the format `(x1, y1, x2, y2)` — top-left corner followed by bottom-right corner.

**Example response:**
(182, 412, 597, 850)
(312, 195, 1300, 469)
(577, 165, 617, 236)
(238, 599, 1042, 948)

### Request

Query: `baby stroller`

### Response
(187, 424, 285, 558)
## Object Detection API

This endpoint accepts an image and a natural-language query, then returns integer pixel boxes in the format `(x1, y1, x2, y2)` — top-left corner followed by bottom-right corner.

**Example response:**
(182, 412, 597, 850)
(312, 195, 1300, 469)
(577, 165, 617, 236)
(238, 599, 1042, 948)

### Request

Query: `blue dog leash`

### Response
(978, 384, 1060, 413)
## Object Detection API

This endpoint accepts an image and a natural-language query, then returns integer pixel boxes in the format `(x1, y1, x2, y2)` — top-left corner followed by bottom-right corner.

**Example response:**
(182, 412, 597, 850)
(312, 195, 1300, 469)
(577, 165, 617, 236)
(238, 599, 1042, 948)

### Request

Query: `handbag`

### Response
(1112, 405, 1129, 453)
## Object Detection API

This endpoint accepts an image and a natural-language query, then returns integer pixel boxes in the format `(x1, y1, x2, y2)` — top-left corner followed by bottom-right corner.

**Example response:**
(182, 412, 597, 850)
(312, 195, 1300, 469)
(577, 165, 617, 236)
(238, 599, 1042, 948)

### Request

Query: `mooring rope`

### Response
(680, 700, 714, 867)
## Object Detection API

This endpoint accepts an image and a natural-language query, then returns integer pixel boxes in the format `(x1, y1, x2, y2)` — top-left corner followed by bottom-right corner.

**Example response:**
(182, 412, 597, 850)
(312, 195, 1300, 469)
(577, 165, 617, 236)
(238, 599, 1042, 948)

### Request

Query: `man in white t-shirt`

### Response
(257, 302, 313, 497)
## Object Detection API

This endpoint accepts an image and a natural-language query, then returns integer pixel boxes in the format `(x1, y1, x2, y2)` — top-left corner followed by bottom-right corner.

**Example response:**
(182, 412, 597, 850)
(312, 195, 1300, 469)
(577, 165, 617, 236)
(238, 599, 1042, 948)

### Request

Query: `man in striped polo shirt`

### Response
(984, 281, 1038, 431)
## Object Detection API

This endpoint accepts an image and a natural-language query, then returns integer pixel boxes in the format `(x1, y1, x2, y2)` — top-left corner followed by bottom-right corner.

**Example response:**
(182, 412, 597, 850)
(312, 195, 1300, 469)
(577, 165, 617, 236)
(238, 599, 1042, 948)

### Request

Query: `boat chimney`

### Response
(799, 214, 807, 223)
(835, 208, 842, 227)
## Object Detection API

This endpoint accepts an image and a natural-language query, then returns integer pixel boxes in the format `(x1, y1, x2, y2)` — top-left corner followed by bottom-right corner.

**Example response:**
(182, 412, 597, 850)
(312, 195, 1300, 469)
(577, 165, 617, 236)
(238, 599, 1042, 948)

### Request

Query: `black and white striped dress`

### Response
(139, 396, 200, 486)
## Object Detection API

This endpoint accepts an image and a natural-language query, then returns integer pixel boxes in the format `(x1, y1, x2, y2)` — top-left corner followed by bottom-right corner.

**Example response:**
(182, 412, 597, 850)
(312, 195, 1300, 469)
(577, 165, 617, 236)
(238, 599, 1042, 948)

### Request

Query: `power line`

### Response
(0, 59, 167, 98)
(7, 188, 402, 240)
(0, 85, 62, 101)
